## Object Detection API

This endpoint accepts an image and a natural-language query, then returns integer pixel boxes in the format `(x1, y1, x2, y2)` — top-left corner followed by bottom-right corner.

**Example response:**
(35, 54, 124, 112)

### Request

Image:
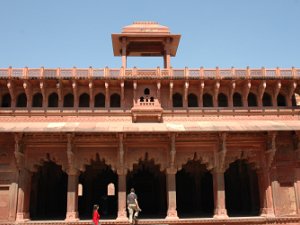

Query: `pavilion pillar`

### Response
(121, 37, 127, 68)
(164, 38, 171, 69)
(258, 168, 275, 217)
(165, 167, 178, 219)
(117, 169, 127, 221)
(213, 169, 228, 218)
(65, 170, 79, 221)
(294, 167, 300, 215)
(16, 168, 32, 222)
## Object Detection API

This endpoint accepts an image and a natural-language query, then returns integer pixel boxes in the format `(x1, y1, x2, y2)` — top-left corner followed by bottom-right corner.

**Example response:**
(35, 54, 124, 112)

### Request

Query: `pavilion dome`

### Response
(122, 21, 170, 34)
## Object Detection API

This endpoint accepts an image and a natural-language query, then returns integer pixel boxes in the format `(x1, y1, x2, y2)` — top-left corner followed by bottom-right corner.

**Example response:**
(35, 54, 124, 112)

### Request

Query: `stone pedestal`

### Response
(16, 169, 31, 222)
(65, 171, 79, 221)
(165, 168, 179, 220)
(116, 170, 128, 221)
(213, 170, 228, 219)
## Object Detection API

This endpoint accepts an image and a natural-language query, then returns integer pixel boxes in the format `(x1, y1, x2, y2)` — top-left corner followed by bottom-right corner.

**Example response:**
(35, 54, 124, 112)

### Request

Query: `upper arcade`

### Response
(112, 21, 181, 68)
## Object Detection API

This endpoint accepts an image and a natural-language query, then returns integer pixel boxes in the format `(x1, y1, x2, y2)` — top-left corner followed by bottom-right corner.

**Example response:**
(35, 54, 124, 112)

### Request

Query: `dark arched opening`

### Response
(144, 88, 150, 95)
(79, 93, 90, 107)
(1, 93, 11, 107)
(176, 158, 214, 218)
(32, 93, 43, 107)
(127, 154, 166, 218)
(218, 93, 228, 107)
(277, 93, 286, 107)
(63, 93, 74, 107)
(233, 92, 243, 107)
(262, 93, 272, 106)
(94, 93, 105, 107)
(203, 93, 213, 107)
(16, 93, 27, 107)
(173, 93, 183, 107)
(188, 93, 198, 107)
(110, 93, 120, 108)
(248, 93, 257, 107)
(225, 160, 260, 216)
(79, 155, 118, 219)
(48, 93, 58, 107)
(30, 160, 67, 220)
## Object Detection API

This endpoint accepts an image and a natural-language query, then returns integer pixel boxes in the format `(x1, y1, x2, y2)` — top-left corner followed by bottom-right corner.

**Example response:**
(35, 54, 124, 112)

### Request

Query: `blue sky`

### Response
(0, 0, 299, 68)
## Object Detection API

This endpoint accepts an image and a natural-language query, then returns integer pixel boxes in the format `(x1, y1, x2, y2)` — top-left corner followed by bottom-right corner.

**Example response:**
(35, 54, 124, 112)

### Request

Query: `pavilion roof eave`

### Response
(0, 120, 299, 133)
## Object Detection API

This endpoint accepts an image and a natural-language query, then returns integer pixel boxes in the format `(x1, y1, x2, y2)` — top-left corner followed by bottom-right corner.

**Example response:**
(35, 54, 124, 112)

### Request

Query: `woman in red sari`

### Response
(92, 205, 100, 225)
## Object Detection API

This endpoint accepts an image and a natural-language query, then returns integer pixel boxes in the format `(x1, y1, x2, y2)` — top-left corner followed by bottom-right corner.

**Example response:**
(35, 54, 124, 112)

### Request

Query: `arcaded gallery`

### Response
(1, 22, 300, 225)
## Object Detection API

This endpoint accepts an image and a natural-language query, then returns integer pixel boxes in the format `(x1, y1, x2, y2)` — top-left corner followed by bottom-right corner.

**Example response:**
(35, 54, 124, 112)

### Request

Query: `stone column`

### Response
(294, 167, 300, 215)
(258, 168, 275, 217)
(165, 167, 178, 220)
(16, 169, 32, 222)
(116, 169, 127, 221)
(121, 37, 127, 68)
(213, 169, 228, 218)
(8, 179, 19, 221)
(65, 170, 79, 221)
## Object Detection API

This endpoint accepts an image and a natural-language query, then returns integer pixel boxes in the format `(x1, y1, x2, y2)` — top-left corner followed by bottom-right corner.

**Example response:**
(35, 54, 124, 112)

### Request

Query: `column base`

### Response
(116, 211, 128, 221)
(260, 207, 275, 217)
(65, 212, 79, 222)
(165, 210, 179, 220)
(16, 213, 30, 222)
(213, 209, 228, 219)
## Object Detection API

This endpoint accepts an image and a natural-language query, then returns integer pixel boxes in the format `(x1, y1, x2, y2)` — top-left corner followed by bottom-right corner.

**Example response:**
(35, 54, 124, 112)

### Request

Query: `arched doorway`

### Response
(188, 93, 198, 107)
(203, 93, 213, 107)
(248, 92, 257, 107)
(127, 154, 167, 218)
(176, 158, 214, 218)
(30, 160, 68, 220)
(79, 93, 90, 107)
(262, 93, 272, 107)
(225, 160, 260, 216)
(78, 155, 118, 219)
(173, 93, 183, 107)
(32, 93, 43, 107)
(233, 92, 243, 107)
(218, 93, 228, 107)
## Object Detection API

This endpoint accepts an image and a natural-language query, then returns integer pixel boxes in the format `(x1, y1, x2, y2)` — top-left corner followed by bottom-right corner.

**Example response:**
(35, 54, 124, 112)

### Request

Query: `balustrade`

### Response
(0, 67, 298, 80)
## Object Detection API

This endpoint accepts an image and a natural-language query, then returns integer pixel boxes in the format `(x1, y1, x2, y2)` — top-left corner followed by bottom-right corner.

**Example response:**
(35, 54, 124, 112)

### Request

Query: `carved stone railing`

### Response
(0, 67, 299, 80)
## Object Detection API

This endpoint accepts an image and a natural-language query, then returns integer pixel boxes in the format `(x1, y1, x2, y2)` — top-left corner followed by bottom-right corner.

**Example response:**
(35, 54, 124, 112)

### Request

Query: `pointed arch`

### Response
(110, 93, 120, 108)
(63, 93, 74, 107)
(32, 93, 43, 107)
(94, 93, 105, 107)
(203, 93, 213, 107)
(248, 92, 257, 107)
(16, 93, 27, 107)
(233, 92, 243, 107)
(48, 92, 58, 107)
(277, 93, 286, 107)
(218, 93, 228, 107)
(1, 93, 11, 107)
(262, 92, 272, 106)
(173, 93, 183, 107)
(79, 93, 90, 107)
(188, 93, 198, 107)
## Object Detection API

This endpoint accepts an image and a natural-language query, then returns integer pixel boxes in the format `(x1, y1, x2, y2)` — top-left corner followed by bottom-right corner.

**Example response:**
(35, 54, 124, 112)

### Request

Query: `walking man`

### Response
(127, 188, 141, 224)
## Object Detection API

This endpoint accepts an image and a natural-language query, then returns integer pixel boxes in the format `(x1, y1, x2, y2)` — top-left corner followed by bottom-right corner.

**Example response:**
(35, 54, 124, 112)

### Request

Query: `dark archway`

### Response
(79, 93, 90, 107)
(94, 93, 105, 107)
(218, 93, 228, 107)
(32, 93, 43, 107)
(277, 93, 286, 107)
(30, 160, 67, 220)
(248, 92, 257, 107)
(188, 93, 198, 107)
(262, 93, 272, 106)
(79, 156, 118, 219)
(233, 92, 243, 107)
(203, 93, 213, 107)
(173, 93, 183, 107)
(16, 93, 27, 107)
(127, 154, 167, 218)
(48, 93, 58, 107)
(64, 93, 74, 107)
(225, 160, 260, 216)
(1, 93, 11, 107)
(176, 159, 214, 218)
(110, 93, 120, 108)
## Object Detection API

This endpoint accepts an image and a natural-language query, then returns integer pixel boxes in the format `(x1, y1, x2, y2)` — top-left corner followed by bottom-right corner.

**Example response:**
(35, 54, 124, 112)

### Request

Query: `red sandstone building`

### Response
(1, 22, 300, 225)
